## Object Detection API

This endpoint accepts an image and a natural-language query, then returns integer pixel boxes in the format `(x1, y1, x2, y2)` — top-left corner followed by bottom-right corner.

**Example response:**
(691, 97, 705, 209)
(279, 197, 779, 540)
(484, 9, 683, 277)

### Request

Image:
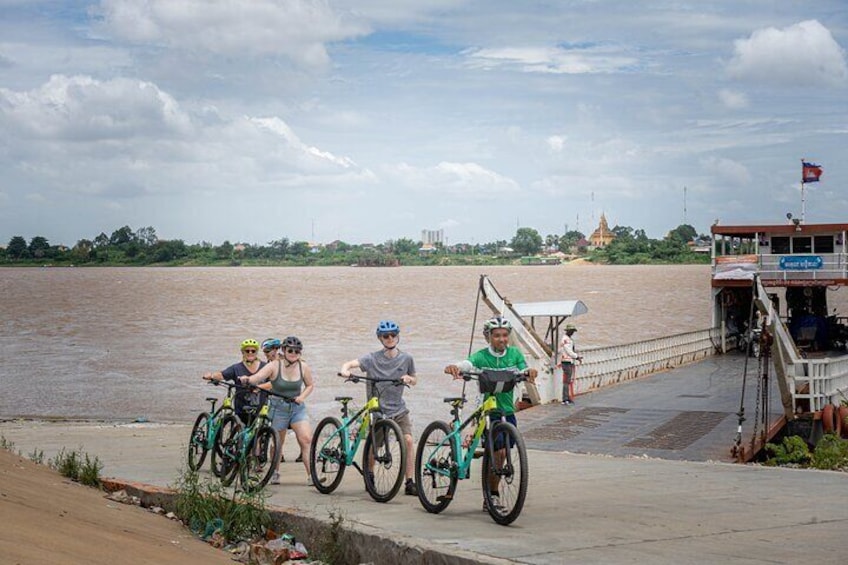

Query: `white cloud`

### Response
(718, 88, 749, 109)
(384, 162, 520, 196)
(465, 44, 640, 74)
(93, 0, 369, 67)
(547, 135, 567, 152)
(699, 156, 752, 186)
(726, 20, 848, 86)
(0, 74, 191, 140)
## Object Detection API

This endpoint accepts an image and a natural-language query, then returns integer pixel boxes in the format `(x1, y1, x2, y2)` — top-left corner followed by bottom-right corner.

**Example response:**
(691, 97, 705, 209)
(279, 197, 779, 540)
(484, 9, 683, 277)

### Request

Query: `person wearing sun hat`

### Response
(558, 324, 582, 405)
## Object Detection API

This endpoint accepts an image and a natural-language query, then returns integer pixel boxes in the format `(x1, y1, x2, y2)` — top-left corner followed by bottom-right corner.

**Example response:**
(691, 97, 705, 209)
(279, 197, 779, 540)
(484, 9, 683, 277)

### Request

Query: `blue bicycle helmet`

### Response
(261, 338, 281, 351)
(376, 320, 400, 336)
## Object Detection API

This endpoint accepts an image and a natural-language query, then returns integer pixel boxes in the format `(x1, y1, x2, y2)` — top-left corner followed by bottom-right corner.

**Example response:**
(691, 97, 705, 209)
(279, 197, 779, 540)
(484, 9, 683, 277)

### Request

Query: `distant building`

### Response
(421, 229, 444, 245)
(589, 214, 616, 248)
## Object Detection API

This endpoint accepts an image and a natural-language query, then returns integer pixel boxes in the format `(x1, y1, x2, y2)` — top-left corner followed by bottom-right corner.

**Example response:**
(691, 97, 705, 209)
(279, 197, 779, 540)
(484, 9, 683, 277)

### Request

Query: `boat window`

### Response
(771, 237, 790, 254)
(813, 235, 834, 253)
(792, 236, 812, 253)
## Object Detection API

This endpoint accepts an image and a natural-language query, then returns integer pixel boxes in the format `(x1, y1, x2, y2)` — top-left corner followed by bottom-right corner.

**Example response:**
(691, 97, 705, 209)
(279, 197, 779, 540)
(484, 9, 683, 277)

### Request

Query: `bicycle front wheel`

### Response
(362, 418, 405, 503)
(209, 410, 235, 478)
(187, 412, 210, 472)
(216, 414, 243, 487)
(310, 417, 346, 494)
(481, 421, 528, 525)
(415, 420, 457, 514)
(240, 424, 279, 493)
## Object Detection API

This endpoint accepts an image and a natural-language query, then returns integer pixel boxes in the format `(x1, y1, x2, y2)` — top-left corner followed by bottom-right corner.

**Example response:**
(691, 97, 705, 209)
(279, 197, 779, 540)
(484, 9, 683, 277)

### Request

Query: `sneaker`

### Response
(270, 472, 280, 485)
(561, 400, 573, 405)
(483, 495, 505, 513)
(306, 476, 314, 486)
(296, 453, 303, 463)
(404, 479, 418, 496)
(280, 455, 286, 463)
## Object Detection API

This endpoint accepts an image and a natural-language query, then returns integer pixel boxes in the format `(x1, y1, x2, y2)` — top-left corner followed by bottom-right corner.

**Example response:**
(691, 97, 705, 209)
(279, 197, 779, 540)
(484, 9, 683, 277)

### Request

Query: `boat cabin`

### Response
(711, 222, 848, 432)
(711, 222, 848, 351)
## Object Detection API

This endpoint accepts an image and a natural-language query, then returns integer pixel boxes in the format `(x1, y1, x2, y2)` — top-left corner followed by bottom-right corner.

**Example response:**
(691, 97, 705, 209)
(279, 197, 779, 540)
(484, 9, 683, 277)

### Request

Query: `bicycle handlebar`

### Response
(457, 368, 530, 382)
(337, 372, 409, 387)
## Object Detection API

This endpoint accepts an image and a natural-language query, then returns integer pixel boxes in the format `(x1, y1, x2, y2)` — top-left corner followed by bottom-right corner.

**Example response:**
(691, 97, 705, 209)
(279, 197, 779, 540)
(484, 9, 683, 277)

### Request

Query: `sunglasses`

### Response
(380, 333, 398, 339)
(263, 347, 278, 354)
(243, 349, 258, 354)
(285, 348, 302, 354)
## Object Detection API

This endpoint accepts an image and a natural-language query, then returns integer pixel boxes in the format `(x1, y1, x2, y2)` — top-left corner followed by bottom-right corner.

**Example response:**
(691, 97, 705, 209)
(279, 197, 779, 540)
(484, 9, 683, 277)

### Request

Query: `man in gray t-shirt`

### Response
(339, 320, 418, 496)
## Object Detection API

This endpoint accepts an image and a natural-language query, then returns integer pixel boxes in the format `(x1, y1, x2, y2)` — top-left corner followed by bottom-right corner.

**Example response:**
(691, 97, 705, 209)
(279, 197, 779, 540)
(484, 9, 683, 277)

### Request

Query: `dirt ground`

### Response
(0, 449, 233, 565)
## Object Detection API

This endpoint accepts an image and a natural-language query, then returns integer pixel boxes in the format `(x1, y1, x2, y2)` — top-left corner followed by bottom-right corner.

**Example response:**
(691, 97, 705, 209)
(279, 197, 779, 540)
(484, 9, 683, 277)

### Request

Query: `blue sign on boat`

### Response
(779, 255, 823, 270)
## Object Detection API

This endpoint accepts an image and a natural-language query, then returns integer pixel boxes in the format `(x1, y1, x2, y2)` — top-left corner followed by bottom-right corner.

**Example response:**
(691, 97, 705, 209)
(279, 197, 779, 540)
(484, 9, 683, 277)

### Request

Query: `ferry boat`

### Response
(710, 221, 848, 440)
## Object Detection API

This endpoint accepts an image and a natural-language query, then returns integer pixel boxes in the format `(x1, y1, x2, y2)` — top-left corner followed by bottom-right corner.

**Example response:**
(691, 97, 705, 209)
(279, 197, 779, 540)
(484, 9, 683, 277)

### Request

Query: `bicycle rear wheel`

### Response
(481, 422, 528, 525)
(310, 417, 346, 494)
(240, 424, 279, 493)
(362, 418, 405, 502)
(217, 414, 243, 487)
(187, 412, 210, 472)
(415, 420, 457, 514)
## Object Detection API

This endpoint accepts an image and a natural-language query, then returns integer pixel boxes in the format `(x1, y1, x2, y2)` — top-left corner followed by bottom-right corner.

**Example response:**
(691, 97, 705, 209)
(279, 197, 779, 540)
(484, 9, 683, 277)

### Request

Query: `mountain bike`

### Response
(309, 374, 407, 503)
(415, 368, 529, 525)
(188, 380, 237, 476)
(215, 385, 283, 493)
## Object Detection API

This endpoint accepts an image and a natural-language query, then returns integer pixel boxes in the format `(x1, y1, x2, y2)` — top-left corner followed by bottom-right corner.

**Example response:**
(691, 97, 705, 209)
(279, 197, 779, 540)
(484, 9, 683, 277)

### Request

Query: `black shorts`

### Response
(485, 413, 517, 450)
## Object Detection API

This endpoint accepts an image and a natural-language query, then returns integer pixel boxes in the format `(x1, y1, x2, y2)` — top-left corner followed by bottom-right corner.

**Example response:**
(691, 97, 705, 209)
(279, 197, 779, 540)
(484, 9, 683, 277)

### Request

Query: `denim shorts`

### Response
(485, 413, 517, 450)
(270, 398, 308, 431)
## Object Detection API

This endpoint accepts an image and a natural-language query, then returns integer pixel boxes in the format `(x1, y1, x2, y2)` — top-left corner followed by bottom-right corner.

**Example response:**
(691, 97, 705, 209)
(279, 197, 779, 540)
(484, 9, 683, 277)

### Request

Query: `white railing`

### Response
(753, 276, 848, 414)
(712, 253, 847, 282)
(570, 329, 719, 396)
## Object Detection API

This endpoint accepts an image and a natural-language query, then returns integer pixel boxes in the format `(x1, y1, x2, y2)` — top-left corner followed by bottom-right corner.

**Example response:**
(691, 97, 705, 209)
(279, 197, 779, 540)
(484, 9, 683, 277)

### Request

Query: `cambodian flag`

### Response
(802, 162, 823, 183)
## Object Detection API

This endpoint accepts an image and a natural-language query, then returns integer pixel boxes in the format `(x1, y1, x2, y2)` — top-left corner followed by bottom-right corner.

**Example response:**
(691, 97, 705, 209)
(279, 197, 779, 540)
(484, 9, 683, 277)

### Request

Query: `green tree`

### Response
(667, 224, 697, 244)
(510, 228, 543, 255)
(93, 232, 109, 248)
(394, 238, 419, 254)
(28, 236, 50, 259)
(7, 236, 28, 259)
(135, 226, 157, 247)
(110, 225, 135, 246)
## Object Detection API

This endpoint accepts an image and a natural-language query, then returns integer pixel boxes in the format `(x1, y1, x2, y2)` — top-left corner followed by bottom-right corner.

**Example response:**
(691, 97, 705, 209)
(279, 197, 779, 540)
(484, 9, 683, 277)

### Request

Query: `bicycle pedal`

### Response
(436, 495, 453, 502)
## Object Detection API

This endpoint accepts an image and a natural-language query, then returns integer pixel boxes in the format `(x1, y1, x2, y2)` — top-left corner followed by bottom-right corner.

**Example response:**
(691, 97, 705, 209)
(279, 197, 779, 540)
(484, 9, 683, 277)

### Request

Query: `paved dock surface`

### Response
(2, 355, 846, 564)
(521, 352, 783, 462)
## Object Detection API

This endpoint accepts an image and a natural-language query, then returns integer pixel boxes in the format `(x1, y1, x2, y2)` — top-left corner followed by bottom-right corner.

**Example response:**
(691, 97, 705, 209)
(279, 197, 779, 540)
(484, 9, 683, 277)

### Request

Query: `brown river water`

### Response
(1, 265, 713, 427)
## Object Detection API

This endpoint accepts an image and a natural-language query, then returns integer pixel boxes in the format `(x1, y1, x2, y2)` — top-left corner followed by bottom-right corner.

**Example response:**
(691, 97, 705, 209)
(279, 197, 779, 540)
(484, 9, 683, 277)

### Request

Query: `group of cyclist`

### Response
(201, 314, 537, 509)
(203, 336, 314, 485)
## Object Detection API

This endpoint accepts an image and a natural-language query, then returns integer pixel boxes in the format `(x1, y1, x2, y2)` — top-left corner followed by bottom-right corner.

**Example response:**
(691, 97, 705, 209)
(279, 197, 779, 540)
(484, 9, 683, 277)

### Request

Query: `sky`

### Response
(0, 1, 846, 247)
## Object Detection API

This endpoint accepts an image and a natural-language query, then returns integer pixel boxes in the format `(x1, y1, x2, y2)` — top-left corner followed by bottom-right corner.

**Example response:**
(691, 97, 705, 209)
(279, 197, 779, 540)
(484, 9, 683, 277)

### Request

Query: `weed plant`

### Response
(765, 434, 848, 470)
(173, 466, 271, 544)
(28, 448, 44, 465)
(810, 434, 848, 470)
(314, 509, 346, 565)
(0, 434, 15, 451)
(764, 435, 811, 466)
(49, 448, 103, 487)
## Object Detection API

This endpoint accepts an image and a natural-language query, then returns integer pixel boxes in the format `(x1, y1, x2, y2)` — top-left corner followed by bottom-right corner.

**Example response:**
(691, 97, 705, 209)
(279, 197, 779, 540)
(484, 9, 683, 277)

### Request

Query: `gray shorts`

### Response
(374, 412, 413, 441)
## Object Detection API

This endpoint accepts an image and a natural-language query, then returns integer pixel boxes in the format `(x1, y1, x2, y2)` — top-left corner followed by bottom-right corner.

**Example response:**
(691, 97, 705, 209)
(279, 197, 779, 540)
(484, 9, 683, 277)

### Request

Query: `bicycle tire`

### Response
(187, 412, 210, 471)
(217, 414, 243, 487)
(310, 416, 346, 494)
(362, 418, 405, 503)
(209, 409, 235, 477)
(481, 421, 528, 525)
(240, 424, 279, 493)
(415, 420, 457, 514)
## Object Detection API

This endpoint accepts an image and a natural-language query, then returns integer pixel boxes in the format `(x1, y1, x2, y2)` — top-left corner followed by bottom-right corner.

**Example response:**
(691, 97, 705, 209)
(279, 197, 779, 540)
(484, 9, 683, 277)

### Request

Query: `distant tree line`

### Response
(1, 223, 709, 266)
